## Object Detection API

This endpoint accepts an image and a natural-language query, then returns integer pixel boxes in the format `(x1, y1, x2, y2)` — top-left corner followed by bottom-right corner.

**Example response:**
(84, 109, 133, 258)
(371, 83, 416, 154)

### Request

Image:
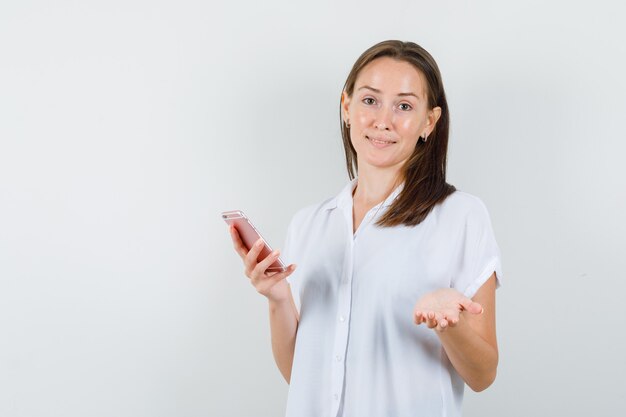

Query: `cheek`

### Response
(398, 116, 422, 134)
(349, 131, 363, 150)
(350, 111, 373, 145)
(350, 105, 375, 126)
(398, 117, 421, 130)
(355, 111, 373, 127)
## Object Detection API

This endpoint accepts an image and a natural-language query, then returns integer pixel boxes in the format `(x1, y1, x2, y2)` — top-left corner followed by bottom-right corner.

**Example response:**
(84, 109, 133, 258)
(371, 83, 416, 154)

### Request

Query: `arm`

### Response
(268, 282, 299, 383)
(229, 225, 299, 383)
(437, 275, 498, 391)
(414, 273, 498, 392)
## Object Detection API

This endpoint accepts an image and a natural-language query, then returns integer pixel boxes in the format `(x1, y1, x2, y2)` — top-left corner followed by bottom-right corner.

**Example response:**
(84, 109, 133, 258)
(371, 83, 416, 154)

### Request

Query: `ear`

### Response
(341, 91, 351, 124)
(425, 106, 442, 137)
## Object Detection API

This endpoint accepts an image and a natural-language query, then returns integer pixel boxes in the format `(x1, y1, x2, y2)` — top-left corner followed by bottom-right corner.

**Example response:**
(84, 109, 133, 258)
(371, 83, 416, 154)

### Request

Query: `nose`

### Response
(374, 105, 393, 130)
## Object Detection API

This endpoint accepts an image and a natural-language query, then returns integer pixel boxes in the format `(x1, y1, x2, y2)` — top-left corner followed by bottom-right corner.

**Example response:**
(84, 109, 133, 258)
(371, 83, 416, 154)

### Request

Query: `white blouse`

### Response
(283, 179, 503, 417)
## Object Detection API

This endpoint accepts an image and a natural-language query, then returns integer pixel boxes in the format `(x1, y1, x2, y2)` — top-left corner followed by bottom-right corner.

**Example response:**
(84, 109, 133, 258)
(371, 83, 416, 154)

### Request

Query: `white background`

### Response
(1, 1, 625, 416)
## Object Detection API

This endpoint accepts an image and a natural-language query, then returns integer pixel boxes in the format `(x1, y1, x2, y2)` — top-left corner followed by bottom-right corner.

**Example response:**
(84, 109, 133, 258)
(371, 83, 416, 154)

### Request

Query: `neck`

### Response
(353, 165, 402, 207)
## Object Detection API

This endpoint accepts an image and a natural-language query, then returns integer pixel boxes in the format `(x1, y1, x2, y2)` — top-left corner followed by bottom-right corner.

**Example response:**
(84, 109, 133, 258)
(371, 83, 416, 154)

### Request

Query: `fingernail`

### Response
(256, 239, 263, 247)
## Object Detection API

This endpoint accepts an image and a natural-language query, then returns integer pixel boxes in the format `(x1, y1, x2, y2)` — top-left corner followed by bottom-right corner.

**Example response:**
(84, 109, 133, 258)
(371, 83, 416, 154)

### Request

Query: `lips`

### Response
(366, 135, 397, 145)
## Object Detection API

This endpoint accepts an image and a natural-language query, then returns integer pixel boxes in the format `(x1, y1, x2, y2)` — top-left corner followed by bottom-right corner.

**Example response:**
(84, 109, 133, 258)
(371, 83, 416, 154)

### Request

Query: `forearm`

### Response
(268, 288, 299, 383)
(437, 314, 498, 392)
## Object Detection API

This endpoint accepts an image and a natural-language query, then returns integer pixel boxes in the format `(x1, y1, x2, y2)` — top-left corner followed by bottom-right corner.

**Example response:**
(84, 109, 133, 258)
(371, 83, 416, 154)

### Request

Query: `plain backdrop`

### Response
(1, 1, 625, 416)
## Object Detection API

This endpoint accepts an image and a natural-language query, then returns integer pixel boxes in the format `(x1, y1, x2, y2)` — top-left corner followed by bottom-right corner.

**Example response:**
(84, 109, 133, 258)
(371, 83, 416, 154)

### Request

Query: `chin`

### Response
(361, 157, 402, 170)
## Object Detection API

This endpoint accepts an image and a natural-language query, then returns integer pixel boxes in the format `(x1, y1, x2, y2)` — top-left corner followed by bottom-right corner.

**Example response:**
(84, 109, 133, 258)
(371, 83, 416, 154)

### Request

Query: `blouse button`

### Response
(339, 315, 345, 322)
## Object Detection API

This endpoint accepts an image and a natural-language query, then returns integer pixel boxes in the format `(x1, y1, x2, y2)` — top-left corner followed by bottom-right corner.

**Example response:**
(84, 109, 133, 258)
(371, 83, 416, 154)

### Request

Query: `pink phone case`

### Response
(222, 210, 287, 273)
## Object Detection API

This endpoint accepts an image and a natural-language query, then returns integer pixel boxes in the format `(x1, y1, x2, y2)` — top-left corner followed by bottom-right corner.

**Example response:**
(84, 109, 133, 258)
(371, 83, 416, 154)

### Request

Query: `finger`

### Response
(252, 249, 281, 277)
(443, 309, 461, 326)
(446, 315, 460, 327)
(433, 312, 447, 331)
(264, 264, 297, 286)
(252, 262, 296, 282)
(415, 311, 425, 324)
(229, 226, 248, 258)
(414, 311, 424, 325)
(244, 238, 265, 271)
(426, 312, 438, 329)
(253, 264, 297, 293)
(460, 298, 484, 315)
(434, 320, 448, 333)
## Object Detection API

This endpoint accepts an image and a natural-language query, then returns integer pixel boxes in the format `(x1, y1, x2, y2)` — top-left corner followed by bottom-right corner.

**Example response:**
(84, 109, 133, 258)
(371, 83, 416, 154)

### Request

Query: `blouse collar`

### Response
(322, 178, 405, 211)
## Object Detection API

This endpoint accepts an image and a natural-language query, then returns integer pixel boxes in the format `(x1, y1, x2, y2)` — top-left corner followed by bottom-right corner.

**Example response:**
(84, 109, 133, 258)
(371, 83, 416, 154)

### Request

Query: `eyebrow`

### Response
(358, 85, 420, 100)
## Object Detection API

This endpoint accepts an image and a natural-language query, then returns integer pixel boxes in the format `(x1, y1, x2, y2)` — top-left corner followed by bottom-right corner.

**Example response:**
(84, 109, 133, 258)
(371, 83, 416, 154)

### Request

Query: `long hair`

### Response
(340, 40, 456, 227)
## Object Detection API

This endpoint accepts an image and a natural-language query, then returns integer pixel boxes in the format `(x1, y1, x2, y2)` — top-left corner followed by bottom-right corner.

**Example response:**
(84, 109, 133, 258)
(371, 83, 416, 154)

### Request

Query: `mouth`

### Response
(366, 135, 397, 146)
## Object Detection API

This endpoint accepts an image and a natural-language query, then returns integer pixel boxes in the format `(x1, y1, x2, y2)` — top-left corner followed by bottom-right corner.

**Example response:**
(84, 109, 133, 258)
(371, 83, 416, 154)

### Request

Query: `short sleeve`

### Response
(282, 215, 301, 316)
(451, 197, 504, 298)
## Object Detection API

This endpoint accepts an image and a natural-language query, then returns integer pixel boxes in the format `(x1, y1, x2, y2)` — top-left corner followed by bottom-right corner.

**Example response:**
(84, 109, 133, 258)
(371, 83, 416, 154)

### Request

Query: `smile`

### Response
(366, 135, 397, 147)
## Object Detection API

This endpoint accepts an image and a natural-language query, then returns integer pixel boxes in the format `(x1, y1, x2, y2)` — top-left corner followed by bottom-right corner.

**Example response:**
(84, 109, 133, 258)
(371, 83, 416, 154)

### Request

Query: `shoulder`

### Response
(288, 196, 336, 232)
(432, 190, 495, 232)
(289, 180, 351, 227)
(438, 190, 491, 217)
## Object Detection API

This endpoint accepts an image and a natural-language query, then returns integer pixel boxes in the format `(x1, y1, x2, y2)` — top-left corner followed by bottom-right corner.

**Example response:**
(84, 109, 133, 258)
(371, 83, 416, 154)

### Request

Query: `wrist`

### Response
(266, 280, 292, 306)
(268, 295, 291, 307)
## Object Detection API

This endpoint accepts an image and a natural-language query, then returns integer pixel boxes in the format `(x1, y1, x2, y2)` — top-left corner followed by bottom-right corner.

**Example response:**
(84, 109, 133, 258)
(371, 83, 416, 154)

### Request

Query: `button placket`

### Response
(329, 228, 354, 416)
(353, 204, 383, 241)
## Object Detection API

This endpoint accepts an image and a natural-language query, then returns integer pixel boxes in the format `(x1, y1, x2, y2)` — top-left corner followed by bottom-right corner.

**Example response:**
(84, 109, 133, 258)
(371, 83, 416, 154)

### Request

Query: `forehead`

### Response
(354, 57, 427, 97)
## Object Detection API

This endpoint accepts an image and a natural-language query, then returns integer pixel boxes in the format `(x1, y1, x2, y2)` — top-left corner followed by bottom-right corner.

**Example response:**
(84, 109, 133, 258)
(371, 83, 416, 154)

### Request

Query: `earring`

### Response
(345, 120, 351, 128)
(422, 133, 428, 142)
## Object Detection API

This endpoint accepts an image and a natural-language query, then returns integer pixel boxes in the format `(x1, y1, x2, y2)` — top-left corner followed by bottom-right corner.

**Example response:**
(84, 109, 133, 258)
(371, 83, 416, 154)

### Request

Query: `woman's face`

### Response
(342, 57, 441, 174)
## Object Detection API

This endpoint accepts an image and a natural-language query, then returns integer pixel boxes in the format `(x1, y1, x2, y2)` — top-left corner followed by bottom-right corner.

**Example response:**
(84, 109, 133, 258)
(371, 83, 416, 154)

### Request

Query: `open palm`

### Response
(413, 288, 483, 332)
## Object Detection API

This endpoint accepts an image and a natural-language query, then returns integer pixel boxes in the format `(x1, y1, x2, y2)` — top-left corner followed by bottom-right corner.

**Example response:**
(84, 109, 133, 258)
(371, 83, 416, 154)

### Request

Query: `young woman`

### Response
(229, 40, 503, 417)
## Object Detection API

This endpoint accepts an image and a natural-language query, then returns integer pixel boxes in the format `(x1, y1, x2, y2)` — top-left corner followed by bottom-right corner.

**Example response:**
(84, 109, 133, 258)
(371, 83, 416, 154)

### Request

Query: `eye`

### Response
(398, 103, 413, 111)
(362, 97, 376, 105)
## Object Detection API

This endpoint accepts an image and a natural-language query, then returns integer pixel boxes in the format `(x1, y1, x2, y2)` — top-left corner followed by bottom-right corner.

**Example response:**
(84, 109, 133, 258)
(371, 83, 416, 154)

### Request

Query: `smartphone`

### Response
(222, 210, 287, 273)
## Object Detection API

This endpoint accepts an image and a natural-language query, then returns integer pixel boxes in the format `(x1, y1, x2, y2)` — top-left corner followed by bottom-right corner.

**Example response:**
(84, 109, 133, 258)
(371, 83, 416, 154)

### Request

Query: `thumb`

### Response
(460, 298, 483, 315)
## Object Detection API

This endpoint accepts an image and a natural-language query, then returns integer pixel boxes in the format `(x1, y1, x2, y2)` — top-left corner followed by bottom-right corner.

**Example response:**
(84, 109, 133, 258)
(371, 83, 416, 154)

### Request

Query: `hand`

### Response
(413, 288, 483, 333)
(229, 225, 296, 303)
